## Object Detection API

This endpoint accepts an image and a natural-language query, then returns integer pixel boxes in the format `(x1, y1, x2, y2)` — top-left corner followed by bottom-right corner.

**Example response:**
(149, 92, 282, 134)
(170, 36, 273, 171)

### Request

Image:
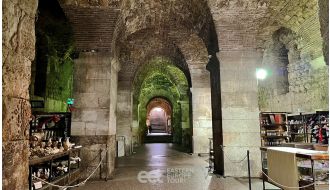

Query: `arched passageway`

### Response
(113, 0, 223, 172)
(146, 98, 172, 134)
(130, 58, 191, 150)
(3, 0, 329, 188)
(147, 107, 168, 133)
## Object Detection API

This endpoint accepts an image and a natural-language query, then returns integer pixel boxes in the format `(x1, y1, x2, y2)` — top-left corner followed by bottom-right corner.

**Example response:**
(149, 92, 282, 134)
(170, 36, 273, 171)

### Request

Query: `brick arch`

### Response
(146, 97, 172, 118)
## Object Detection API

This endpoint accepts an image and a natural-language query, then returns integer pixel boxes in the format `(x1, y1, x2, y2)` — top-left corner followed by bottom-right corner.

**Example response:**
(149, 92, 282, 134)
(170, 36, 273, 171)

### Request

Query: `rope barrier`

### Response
(211, 143, 316, 189)
(220, 146, 248, 163)
(32, 149, 108, 189)
(261, 171, 316, 189)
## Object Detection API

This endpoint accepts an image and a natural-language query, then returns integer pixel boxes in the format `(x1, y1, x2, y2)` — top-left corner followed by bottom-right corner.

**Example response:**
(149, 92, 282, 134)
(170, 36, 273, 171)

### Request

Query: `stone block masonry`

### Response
(70, 135, 116, 179)
(2, 0, 38, 189)
(72, 52, 118, 177)
(219, 51, 262, 177)
(318, 0, 329, 65)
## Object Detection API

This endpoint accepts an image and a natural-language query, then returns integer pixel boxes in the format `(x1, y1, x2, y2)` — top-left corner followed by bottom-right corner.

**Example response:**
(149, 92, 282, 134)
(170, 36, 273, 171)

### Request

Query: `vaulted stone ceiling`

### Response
(60, 0, 213, 90)
(113, 0, 212, 89)
(132, 57, 189, 100)
(59, 0, 326, 76)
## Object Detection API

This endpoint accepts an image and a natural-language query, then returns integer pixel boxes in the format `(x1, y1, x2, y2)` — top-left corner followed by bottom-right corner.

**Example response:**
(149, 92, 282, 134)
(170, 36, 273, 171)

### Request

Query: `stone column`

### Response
(116, 87, 133, 156)
(107, 58, 120, 177)
(71, 52, 115, 179)
(219, 51, 261, 177)
(3, 0, 38, 189)
(179, 101, 190, 147)
(190, 66, 213, 153)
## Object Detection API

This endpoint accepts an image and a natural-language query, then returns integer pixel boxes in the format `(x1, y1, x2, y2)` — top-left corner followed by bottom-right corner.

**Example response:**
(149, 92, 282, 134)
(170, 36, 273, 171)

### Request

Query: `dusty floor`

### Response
(76, 143, 278, 190)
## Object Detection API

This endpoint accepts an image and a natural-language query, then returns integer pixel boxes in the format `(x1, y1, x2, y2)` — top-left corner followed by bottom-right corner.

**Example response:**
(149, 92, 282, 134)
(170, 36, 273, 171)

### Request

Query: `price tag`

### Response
(34, 181, 42, 189)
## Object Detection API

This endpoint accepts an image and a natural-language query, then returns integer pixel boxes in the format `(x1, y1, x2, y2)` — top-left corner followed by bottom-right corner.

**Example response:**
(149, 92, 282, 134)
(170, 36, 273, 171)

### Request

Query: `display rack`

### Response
(29, 112, 81, 190)
(30, 112, 71, 140)
(287, 111, 329, 144)
(29, 148, 81, 190)
(287, 112, 314, 143)
(310, 111, 329, 145)
(259, 112, 289, 146)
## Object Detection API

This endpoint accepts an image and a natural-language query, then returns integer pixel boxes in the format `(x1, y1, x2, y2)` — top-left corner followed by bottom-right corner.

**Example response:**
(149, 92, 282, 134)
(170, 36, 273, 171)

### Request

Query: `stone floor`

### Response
(76, 143, 279, 190)
(147, 133, 171, 136)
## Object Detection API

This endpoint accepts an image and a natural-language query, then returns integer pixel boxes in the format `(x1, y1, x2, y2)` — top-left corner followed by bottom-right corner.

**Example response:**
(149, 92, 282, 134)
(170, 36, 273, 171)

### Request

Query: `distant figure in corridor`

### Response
(146, 118, 151, 134)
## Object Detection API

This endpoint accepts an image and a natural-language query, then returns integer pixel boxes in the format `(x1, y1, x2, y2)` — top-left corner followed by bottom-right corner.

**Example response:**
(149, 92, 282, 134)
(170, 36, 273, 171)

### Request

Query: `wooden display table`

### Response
(260, 146, 329, 190)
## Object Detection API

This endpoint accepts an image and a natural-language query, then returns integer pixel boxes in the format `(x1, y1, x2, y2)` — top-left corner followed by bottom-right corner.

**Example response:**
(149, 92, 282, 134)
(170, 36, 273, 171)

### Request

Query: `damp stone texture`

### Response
(2, 0, 38, 189)
(71, 52, 119, 178)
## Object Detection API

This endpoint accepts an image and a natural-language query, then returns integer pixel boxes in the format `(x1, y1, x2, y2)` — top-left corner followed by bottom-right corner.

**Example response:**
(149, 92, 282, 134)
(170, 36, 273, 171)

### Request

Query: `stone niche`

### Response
(259, 27, 329, 113)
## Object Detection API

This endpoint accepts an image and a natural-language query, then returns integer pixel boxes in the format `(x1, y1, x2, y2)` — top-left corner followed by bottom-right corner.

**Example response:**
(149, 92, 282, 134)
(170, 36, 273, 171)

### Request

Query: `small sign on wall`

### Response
(30, 100, 44, 108)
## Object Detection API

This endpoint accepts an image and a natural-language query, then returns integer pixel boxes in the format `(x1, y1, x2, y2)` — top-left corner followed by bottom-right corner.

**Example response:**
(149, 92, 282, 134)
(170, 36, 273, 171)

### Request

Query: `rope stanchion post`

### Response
(247, 150, 251, 190)
(99, 149, 102, 179)
(106, 144, 109, 181)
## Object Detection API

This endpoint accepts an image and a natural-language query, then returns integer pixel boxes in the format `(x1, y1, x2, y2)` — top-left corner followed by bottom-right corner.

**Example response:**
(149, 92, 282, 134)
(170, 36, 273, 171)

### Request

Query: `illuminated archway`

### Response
(146, 97, 173, 134)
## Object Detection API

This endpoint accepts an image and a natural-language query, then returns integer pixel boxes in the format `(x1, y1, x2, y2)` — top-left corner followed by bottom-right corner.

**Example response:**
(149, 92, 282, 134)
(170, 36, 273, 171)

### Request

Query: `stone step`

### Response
(144, 134, 173, 143)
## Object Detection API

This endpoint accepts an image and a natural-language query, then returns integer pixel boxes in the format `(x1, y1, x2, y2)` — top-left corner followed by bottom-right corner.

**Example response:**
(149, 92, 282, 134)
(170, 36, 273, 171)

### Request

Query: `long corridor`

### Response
(76, 144, 275, 190)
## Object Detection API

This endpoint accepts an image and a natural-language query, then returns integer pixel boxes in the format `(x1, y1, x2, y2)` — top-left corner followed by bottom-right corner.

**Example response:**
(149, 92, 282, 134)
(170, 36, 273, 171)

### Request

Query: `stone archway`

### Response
(146, 97, 172, 134)
(131, 59, 190, 148)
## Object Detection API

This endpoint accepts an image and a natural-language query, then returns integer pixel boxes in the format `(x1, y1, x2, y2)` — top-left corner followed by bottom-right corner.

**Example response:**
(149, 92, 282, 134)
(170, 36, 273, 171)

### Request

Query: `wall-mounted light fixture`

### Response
(256, 68, 268, 80)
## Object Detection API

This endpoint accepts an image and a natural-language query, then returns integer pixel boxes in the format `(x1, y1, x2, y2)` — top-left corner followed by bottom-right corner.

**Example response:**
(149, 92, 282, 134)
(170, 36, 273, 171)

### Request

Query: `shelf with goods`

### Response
(287, 111, 329, 145)
(309, 111, 329, 145)
(29, 148, 82, 190)
(260, 112, 289, 147)
(287, 112, 315, 143)
(260, 147, 329, 190)
(30, 112, 72, 141)
(29, 112, 82, 190)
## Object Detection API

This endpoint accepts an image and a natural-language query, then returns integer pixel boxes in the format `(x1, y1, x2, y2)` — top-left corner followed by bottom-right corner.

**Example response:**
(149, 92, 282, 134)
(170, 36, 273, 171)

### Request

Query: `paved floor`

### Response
(147, 133, 171, 136)
(76, 143, 279, 190)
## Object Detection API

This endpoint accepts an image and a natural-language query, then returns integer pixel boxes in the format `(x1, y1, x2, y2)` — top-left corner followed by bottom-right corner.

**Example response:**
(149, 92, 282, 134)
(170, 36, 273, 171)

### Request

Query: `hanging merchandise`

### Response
(309, 112, 329, 144)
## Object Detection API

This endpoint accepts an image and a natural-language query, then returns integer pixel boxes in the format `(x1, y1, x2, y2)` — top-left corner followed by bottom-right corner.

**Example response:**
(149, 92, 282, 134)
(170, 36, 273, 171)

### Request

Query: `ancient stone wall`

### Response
(2, 0, 38, 189)
(258, 1, 328, 113)
(318, 0, 329, 65)
(207, 0, 263, 177)
(71, 52, 117, 178)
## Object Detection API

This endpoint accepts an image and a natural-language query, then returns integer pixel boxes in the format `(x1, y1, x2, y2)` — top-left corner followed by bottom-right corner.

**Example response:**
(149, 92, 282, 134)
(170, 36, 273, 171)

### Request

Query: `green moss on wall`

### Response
(133, 57, 191, 145)
(32, 6, 75, 112)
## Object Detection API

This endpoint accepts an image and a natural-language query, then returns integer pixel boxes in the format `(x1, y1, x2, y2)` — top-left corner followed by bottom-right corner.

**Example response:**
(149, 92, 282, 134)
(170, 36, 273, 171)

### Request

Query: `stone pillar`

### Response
(219, 51, 261, 177)
(190, 66, 213, 153)
(71, 52, 116, 179)
(2, 0, 38, 189)
(179, 101, 190, 147)
(107, 58, 120, 176)
(116, 87, 133, 156)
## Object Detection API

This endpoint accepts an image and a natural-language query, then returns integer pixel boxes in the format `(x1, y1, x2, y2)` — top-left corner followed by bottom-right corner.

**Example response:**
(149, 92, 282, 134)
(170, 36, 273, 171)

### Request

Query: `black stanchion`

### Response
(247, 150, 251, 190)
